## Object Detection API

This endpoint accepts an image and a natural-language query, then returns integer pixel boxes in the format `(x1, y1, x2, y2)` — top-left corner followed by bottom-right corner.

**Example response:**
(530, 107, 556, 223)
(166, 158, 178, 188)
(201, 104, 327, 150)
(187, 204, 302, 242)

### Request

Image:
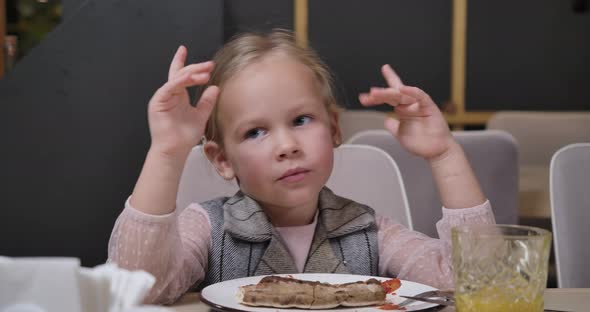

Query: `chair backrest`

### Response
(176, 144, 413, 229)
(339, 109, 388, 143)
(488, 111, 590, 219)
(327, 144, 412, 229)
(176, 146, 239, 211)
(550, 143, 590, 288)
(487, 111, 590, 166)
(347, 129, 518, 237)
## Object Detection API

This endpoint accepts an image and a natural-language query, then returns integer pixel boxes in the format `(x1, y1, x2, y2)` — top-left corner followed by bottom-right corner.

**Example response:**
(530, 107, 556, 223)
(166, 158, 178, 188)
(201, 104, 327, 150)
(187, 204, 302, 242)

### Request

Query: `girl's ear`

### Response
(329, 109, 342, 147)
(204, 141, 235, 180)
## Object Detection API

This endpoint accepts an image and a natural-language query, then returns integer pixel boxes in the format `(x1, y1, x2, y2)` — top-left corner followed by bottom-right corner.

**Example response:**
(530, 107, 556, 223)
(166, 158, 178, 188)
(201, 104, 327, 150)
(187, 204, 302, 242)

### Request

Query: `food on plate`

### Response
(237, 275, 401, 309)
(381, 278, 401, 294)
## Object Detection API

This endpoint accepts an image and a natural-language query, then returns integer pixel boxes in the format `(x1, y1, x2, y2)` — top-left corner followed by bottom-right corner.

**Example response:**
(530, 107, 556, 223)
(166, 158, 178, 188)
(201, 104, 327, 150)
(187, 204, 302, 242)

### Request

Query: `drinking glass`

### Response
(452, 224, 551, 312)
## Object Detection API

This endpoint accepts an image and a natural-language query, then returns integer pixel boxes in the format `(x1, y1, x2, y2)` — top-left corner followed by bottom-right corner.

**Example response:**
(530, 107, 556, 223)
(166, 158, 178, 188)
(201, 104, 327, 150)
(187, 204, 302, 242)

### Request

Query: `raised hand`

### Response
(359, 65, 453, 161)
(148, 45, 219, 157)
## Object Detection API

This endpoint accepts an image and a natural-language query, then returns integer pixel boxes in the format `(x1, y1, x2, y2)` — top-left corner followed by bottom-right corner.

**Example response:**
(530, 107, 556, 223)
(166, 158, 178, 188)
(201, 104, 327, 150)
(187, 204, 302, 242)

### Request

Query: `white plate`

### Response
(201, 273, 439, 312)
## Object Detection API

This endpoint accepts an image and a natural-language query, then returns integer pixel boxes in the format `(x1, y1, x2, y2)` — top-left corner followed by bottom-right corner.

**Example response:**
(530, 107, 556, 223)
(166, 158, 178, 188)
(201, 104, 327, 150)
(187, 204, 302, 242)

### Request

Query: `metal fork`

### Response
(398, 291, 572, 312)
(397, 290, 454, 308)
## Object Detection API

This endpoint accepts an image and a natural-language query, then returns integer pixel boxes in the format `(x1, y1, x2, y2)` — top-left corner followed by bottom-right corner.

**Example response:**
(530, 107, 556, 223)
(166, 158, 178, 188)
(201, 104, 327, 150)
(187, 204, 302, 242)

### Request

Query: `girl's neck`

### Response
(260, 199, 319, 227)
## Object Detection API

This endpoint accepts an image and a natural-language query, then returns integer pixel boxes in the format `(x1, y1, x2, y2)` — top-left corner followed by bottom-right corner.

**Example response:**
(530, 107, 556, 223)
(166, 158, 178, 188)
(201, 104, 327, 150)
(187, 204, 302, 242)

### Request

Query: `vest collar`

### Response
(223, 187, 375, 242)
(222, 191, 273, 242)
(317, 187, 375, 238)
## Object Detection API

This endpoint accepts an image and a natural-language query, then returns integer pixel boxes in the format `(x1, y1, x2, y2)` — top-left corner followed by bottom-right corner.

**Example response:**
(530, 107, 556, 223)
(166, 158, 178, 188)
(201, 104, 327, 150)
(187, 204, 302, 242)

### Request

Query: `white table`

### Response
(170, 288, 590, 312)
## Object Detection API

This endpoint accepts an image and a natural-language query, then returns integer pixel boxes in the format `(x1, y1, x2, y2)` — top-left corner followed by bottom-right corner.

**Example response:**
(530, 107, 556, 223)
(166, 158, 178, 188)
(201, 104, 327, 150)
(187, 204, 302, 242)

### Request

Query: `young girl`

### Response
(108, 30, 495, 304)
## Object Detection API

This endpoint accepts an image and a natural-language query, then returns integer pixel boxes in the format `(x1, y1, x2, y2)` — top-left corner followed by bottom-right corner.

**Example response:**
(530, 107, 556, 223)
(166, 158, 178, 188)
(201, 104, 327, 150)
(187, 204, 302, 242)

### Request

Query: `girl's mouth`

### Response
(278, 168, 310, 182)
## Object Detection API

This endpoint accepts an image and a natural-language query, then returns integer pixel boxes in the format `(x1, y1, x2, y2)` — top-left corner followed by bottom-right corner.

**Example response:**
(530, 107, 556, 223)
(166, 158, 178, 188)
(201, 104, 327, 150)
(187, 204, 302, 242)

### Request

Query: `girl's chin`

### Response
(244, 182, 325, 204)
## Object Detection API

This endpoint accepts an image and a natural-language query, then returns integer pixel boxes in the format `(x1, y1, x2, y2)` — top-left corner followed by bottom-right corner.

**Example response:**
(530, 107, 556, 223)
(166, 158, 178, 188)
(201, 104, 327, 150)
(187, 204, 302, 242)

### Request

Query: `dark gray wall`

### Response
(309, 0, 589, 112)
(309, 0, 452, 110)
(0, 0, 222, 266)
(0, 0, 296, 267)
(466, 0, 590, 111)
(224, 0, 293, 41)
(61, 0, 83, 20)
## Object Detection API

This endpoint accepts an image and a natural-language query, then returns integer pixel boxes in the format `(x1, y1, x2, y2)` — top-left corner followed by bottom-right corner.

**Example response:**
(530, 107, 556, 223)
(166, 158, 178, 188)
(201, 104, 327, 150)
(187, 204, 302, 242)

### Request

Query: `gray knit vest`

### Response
(197, 187, 380, 289)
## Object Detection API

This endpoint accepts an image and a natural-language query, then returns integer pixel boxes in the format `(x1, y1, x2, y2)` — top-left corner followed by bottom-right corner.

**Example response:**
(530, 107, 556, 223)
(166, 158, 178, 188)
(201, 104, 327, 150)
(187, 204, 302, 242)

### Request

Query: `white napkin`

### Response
(0, 256, 158, 312)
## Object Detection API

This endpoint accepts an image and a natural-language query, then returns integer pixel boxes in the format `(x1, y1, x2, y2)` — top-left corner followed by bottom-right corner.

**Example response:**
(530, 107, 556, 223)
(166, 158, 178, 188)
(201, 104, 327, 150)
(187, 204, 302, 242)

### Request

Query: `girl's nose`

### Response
(278, 146, 300, 159)
(276, 131, 301, 160)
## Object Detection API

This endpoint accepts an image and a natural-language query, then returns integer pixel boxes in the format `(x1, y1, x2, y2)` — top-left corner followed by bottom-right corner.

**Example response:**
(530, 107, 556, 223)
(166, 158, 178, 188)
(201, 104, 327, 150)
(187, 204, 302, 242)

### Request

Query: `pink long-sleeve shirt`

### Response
(108, 198, 495, 304)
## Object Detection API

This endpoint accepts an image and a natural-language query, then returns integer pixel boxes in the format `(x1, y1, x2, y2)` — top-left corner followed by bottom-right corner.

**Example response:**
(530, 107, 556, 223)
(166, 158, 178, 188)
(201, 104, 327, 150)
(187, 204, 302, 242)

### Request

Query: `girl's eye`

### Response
(293, 115, 312, 126)
(244, 128, 266, 140)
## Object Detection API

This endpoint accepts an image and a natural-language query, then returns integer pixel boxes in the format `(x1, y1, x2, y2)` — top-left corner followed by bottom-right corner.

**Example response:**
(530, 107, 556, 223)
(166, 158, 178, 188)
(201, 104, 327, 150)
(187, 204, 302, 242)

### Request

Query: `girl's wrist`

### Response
(427, 137, 461, 165)
(428, 139, 487, 208)
(149, 140, 194, 159)
(148, 144, 192, 168)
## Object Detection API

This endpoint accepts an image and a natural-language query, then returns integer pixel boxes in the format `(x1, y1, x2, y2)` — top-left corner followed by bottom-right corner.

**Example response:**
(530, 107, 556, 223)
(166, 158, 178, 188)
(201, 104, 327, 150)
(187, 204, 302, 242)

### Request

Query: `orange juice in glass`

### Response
(452, 224, 551, 312)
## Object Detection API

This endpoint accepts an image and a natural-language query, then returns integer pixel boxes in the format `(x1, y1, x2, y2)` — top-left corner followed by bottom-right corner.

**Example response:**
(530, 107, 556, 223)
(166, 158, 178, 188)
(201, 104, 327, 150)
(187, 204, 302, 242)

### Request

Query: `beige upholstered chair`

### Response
(176, 145, 239, 211)
(177, 144, 413, 228)
(487, 111, 590, 218)
(338, 109, 388, 143)
(347, 129, 518, 238)
(487, 112, 590, 166)
(550, 143, 590, 288)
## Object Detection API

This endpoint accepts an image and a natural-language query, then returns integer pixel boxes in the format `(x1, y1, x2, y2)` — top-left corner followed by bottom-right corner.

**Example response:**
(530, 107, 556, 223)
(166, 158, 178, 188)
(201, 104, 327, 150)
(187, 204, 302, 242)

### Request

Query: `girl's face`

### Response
(209, 52, 338, 215)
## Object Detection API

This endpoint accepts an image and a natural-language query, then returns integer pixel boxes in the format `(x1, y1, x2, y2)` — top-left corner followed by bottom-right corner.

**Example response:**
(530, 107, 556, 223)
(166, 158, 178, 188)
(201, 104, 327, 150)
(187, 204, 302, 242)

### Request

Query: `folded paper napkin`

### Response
(0, 256, 168, 312)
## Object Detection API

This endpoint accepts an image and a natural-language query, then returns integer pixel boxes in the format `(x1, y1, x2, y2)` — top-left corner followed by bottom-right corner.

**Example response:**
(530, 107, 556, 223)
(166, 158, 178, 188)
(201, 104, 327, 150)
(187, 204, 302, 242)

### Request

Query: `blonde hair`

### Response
(203, 29, 340, 145)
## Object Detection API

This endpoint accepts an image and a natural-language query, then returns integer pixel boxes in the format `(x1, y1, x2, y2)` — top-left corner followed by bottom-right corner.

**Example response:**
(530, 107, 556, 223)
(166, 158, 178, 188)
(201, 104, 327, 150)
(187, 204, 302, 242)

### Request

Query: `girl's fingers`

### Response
(381, 64, 404, 90)
(396, 86, 438, 117)
(156, 72, 210, 103)
(395, 102, 425, 116)
(359, 93, 373, 106)
(168, 46, 187, 80)
(174, 61, 214, 80)
(400, 85, 429, 103)
(193, 85, 219, 118)
(359, 91, 398, 107)
(373, 87, 417, 105)
(359, 88, 397, 106)
(168, 46, 214, 81)
(359, 87, 416, 107)
(384, 117, 400, 138)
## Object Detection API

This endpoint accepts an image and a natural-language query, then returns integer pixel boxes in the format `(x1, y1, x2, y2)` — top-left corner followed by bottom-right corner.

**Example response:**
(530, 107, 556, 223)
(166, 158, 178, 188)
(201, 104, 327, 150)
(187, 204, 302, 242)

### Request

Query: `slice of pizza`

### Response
(237, 276, 401, 309)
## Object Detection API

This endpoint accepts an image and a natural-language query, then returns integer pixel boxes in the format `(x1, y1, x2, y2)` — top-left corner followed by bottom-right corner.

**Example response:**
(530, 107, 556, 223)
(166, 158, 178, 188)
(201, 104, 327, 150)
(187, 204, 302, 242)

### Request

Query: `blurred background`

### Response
(0, 0, 588, 283)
